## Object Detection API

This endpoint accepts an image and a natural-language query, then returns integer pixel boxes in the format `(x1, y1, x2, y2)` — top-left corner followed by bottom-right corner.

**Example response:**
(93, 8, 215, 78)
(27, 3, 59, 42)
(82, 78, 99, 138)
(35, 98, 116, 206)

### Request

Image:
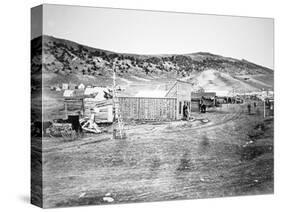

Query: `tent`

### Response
(84, 87, 110, 101)
(55, 87, 62, 91)
(63, 90, 74, 97)
(78, 83, 85, 90)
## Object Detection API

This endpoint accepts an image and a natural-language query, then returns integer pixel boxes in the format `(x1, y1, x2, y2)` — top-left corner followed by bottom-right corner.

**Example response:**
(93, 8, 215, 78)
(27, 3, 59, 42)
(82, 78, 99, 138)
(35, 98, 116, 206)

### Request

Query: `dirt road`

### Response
(41, 102, 273, 208)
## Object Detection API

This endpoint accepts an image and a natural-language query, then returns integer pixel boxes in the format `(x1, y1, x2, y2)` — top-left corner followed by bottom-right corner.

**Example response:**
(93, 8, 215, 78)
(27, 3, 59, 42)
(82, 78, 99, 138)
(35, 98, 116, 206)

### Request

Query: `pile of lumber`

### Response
(48, 123, 73, 137)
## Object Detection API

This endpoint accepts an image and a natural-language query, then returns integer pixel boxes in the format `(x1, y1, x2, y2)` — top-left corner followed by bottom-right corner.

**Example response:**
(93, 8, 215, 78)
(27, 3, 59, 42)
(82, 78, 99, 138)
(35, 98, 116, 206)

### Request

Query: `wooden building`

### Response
(62, 83, 69, 90)
(118, 97, 177, 121)
(118, 80, 192, 121)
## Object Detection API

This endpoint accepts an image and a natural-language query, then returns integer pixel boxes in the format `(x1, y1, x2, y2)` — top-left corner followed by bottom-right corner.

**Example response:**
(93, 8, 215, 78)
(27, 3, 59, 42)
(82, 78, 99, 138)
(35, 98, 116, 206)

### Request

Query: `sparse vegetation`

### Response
(31, 35, 273, 79)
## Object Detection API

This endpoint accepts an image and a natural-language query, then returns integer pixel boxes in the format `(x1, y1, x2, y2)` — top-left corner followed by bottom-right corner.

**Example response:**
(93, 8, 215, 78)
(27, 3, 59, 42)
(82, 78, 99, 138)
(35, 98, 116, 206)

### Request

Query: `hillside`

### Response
(31, 35, 274, 94)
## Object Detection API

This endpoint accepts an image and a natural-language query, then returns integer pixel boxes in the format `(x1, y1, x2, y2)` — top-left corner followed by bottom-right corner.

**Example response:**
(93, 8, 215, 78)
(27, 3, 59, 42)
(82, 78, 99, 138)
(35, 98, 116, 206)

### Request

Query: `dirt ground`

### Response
(40, 101, 273, 208)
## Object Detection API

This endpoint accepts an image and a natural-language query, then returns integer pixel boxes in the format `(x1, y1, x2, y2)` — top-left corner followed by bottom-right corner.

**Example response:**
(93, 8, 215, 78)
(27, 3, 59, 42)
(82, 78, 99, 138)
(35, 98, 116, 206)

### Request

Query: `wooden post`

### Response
(263, 99, 265, 118)
(64, 101, 68, 119)
(176, 82, 179, 120)
(189, 100, 191, 120)
(137, 97, 140, 120)
(81, 98, 85, 117)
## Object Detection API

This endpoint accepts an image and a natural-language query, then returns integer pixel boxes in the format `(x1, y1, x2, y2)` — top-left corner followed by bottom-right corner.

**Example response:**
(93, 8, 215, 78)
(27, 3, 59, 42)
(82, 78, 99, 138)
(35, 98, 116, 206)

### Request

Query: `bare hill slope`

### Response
(31, 35, 274, 93)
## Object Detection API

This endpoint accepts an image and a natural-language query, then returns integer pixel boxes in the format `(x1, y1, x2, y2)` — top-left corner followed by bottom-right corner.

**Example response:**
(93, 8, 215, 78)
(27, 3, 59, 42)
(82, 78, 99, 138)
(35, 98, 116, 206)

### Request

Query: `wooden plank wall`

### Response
(191, 100, 200, 112)
(118, 97, 177, 121)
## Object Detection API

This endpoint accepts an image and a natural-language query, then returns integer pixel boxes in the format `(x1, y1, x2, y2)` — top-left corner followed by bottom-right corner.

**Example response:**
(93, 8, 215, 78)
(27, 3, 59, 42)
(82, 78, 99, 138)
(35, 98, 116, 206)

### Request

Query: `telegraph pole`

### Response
(262, 88, 266, 118)
(112, 60, 125, 139)
(263, 97, 266, 118)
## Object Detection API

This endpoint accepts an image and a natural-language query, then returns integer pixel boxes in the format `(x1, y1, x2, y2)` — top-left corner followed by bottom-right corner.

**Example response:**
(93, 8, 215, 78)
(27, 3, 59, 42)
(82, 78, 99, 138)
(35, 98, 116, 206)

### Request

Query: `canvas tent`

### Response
(55, 87, 62, 91)
(63, 90, 74, 97)
(78, 83, 85, 90)
(84, 87, 110, 101)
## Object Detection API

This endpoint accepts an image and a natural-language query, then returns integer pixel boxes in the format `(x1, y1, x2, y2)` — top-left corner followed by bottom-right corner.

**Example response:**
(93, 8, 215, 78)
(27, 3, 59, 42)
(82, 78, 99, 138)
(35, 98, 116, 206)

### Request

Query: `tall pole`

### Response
(113, 61, 116, 89)
(112, 62, 116, 138)
(112, 60, 125, 139)
(262, 88, 266, 118)
(263, 98, 266, 118)
(112, 62, 116, 121)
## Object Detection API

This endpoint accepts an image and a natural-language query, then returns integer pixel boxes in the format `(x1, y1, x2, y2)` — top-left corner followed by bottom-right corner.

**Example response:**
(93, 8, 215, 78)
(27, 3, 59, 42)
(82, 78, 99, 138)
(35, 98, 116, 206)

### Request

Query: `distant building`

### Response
(63, 90, 74, 97)
(191, 92, 216, 112)
(69, 83, 77, 90)
(191, 92, 216, 100)
(78, 83, 85, 90)
(62, 83, 69, 90)
(74, 89, 84, 97)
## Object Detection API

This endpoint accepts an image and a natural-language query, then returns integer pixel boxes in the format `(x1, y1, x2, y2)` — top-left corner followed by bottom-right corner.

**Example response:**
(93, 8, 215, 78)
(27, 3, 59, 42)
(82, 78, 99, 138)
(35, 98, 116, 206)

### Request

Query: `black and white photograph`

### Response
(31, 4, 274, 208)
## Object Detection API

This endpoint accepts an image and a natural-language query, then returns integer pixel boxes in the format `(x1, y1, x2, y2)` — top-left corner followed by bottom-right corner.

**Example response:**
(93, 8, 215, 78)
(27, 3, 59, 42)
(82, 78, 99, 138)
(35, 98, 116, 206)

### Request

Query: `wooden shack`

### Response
(62, 83, 69, 90)
(118, 97, 177, 121)
(118, 80, 192, 121)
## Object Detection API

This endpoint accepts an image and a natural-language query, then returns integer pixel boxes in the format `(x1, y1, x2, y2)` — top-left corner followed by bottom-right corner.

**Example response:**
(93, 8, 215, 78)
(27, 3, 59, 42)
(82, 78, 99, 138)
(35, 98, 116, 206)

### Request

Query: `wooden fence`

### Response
(118, 97, 177, 121)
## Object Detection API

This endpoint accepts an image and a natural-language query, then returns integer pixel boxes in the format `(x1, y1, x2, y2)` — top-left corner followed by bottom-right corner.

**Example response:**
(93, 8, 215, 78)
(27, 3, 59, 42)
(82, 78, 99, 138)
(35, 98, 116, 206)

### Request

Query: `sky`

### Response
(33, 4, 274, 69)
